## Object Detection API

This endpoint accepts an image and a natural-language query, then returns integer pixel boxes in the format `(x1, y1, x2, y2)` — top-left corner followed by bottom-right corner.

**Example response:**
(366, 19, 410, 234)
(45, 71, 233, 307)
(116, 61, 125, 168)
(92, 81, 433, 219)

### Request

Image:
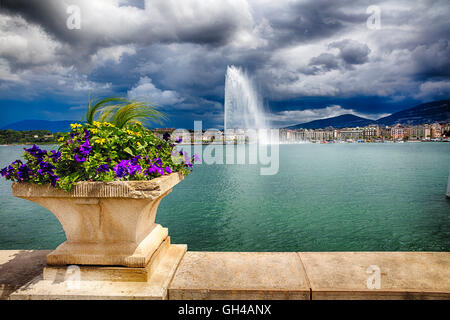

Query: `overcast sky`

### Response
(0, 0, 449, 128)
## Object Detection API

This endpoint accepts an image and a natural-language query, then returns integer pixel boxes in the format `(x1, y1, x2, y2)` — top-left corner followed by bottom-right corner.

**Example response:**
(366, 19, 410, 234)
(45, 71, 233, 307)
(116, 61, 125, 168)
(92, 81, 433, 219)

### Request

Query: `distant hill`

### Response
(284, 114, 375, 129)
(284, 99, 450, 129)
(1, 120, 76, 133)
(375, 99, 450, 126)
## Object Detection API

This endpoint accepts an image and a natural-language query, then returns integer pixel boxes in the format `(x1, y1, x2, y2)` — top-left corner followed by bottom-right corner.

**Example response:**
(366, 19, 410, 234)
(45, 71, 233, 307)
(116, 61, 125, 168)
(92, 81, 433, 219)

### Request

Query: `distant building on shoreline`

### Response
(278, 121, 449, 143)
(150, 122, 450, 144)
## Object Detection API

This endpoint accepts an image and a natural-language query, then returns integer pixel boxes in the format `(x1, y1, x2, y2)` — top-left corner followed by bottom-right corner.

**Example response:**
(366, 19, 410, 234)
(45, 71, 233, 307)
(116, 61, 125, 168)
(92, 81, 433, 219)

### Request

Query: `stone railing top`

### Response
(12, 172, 184, 199)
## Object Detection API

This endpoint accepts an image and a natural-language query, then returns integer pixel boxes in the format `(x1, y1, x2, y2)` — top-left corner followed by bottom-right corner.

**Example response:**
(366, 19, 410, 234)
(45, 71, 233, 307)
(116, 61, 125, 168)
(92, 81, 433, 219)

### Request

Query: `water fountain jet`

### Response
(224, 65, 270, 144)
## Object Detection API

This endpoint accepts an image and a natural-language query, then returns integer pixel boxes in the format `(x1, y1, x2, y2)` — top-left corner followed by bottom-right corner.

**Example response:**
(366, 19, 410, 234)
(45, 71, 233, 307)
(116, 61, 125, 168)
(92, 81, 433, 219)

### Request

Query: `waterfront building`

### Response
(391, 124, 406, 141)
(431, 123, 442, 139)
(362, 125, 380, 140)
(340, 127, 364, 141)
(441, 123, 450, 137)
(380, 126, 391, 140)
(203, 129, 223, 143)
(406, 125, 431, 140)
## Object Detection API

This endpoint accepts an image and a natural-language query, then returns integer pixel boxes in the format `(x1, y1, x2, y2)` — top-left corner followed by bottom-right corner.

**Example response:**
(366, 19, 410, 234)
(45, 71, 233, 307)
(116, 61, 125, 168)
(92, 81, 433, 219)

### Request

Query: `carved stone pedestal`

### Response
(9, 173, 187, 299)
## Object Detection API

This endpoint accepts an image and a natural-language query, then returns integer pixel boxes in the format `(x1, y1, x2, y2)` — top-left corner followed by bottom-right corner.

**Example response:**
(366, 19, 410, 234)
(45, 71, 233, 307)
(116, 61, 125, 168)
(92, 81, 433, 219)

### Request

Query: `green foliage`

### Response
(84, 97, 166, 128)
(1, 121, 196, 192)
(85, 97, 127, 125)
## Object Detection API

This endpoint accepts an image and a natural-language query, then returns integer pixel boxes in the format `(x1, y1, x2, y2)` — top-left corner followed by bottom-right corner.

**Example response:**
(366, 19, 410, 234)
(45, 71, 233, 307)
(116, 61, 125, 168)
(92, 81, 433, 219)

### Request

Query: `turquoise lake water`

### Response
(0, 143, 449, 251)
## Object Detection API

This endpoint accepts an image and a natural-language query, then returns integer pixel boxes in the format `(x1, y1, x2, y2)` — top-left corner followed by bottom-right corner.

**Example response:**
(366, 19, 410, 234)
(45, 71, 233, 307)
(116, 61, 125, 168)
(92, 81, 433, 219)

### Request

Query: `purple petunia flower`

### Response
(74, 154, 86, 162)
(38, 161, 56, 176)
(79, 139, 92, 156)
(12, 159, 23, 166)
(175, 137, 182, 143)
(129, 164, 141, 176)
(183, 153, 193, 168)
(24, 145, 40, 155)
(49, 150, 61, 162)
(131, 155, 141, 165)
(145, 164, 158, 175)
(193, 154, 201, 162)
(165, 166, 172, 174)
(156, 166, 164, 175)
(144, 163, 165, 176)
(3, 165, 14, 178)
(152, 157, 163, 167)
(97, 164, 109, 173)
(49, 174, 59, 187)
(16, 164, 34, 182)
(72, 139, 92, 163)
(113, 160, 141, 178)
(0, 167, 9, 178)
(114, 160, 130, 178)
(24, 145, 47, 161)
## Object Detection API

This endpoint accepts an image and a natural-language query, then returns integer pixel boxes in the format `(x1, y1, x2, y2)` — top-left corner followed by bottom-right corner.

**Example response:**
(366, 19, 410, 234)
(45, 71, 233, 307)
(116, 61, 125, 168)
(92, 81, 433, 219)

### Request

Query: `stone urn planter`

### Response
(12, 172, 184, 268)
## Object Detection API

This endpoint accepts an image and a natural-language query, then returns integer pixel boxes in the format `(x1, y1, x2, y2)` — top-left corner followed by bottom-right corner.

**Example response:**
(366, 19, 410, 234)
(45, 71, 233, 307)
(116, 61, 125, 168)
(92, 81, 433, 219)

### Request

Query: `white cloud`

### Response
(0, 14, 60, 69)
(414, 80, 450, 100)
(92, 45, 136, 64)
(127, 76, 184, 105)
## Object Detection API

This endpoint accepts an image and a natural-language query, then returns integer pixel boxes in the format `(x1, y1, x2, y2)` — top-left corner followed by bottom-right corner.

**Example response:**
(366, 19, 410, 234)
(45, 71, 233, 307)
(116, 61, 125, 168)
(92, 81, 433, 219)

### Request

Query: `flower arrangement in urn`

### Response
(1, 97, 198, 190)
(2, 97, 198, 269)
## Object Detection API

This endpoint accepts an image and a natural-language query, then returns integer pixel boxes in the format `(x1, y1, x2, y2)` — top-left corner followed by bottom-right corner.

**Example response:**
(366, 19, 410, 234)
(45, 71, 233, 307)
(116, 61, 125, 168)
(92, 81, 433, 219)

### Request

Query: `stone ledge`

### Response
(1, 250, 449, 300)
(168, 252, 310, 300)
(8, 245, 187, 300)
(0, 250, 50, 300)
(300, 252, 450, 300)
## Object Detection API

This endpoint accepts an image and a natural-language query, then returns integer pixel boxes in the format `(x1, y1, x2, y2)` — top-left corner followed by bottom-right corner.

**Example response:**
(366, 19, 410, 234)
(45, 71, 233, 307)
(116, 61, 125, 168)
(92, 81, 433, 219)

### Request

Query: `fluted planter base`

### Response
(10, 173, 187, 299)
(46, 223, 169, 267)
(12, 172, 184, 268)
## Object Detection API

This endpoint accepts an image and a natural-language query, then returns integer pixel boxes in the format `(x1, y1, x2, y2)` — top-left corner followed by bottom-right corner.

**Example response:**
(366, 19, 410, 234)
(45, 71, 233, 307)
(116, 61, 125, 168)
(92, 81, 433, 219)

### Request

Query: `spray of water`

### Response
(224, 65, 270, 143)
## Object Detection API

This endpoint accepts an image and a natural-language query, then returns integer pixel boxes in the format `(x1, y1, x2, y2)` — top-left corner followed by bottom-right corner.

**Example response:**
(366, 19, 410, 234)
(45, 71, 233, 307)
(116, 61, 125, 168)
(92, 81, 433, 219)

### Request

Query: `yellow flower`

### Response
(103, 122, 115, 127)
(135, 121, 142, 126)
(94, 138, 106, 145)
(90, 128, 98, 134)
(126, 130, 134, 135)
(58, 137, 64, 142)
(137, 142, 141, 146)
(135, 132, 142, 137)
(93, 121, 101, 128)
(70, 123, 82, 129)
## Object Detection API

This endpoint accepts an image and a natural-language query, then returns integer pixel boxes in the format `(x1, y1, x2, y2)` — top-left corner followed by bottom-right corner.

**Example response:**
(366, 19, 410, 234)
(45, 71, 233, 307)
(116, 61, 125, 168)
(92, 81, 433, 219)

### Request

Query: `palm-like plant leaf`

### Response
(97, 105, 120, 123)
(110, 101, 166, 128)
(85, 97, 128, 124)
(83, 97, 166, 128)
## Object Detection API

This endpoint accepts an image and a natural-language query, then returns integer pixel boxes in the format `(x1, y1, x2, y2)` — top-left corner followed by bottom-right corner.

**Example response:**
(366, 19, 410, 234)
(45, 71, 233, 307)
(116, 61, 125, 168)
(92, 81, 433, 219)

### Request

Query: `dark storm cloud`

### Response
(1, 0, 245, 47)
(1, 0, 80, 43)
(0, 0, 257, 80)
(411, 39, 450, 79)
(371, 0, 450, 80)
(267, 0, 368, 47)
(307, 53, 340, 74)
(330, 39, 371, 65)
(0, 0, 449, 128)
(301, 39, 370, 75)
